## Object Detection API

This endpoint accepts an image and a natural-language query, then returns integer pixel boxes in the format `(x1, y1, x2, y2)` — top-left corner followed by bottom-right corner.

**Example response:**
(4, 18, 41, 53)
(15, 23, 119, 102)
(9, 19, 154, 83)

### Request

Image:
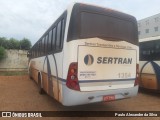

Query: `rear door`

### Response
(78, 40, 137, 91)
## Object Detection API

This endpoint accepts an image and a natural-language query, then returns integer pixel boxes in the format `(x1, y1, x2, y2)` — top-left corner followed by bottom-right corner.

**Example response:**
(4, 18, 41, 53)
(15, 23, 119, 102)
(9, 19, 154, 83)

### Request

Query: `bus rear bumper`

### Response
(62, 85, 138, 106)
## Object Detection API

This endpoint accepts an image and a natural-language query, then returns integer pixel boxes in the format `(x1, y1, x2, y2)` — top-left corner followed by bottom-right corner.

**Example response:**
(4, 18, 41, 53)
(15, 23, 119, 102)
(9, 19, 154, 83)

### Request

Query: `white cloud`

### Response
(0, 0, 160, 45)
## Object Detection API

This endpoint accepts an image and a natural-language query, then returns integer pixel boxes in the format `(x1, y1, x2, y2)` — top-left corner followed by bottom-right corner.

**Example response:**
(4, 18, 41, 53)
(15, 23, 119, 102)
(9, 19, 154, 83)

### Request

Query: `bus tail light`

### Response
(66, 62, 80, 91)
(134, 64, 139, 86)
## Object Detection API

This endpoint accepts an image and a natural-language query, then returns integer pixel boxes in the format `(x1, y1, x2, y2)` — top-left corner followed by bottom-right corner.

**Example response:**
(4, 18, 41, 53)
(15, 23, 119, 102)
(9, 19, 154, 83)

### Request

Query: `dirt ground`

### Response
(0, 75, 160, 120)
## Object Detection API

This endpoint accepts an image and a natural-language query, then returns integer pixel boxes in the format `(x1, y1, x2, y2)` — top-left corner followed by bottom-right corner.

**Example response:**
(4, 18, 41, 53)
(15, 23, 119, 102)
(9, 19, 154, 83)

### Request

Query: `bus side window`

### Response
(32, 49, 33, 58)
(155, 40, 160, 53)
(56, 21, 62, 51)
(39, 42, 40, 57)
(33, 46, 35, 58)
(38, 41, 41, 57)
(36, 44, 38, 57)
(35, 44, 37, 58)
(34, 46, 36, 58)
(36, 43, 38, 57)
(42, 37, 45, 55)
(31, 50, 33, 58)
(32, 47, 34, 58)
(45, 35, 48, 54)
(52, 27, 56, 51)
(48, 30, 52, 53)
(38, 40, 41, 56)
(37, 43, 38, 57)
(61, 19, 65, 49)
(40, 40, 43, 56)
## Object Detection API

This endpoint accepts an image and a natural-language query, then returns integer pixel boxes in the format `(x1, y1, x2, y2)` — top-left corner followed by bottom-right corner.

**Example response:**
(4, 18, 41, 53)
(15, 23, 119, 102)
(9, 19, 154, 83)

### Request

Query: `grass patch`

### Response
(0, 71, 28, 76)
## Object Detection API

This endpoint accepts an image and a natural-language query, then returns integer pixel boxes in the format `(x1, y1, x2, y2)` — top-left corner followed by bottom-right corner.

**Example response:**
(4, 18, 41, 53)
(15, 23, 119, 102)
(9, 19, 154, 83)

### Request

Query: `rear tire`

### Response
(38, 73, 45, 94)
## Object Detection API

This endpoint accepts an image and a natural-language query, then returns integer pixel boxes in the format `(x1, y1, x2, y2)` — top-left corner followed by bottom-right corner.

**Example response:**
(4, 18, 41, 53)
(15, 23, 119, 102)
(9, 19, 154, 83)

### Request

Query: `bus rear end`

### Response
(62, 3, 139, 106)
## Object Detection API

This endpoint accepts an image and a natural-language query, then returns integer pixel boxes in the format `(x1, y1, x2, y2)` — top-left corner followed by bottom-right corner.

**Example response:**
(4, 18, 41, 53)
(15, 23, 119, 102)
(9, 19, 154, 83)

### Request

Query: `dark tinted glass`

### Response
(56, 21, 62, 50)
(39, 40, 42, 56)
(45, 35, 48, 54)
(80, 12, 135, 41)
(33, 46, 35, 57)
(35, 44, 38, 57)
(48, 30, 52, 52)
(34, 46, 36, 57)
(30, 11, 67, 58)
(61, 19, 65, 48)
(42, 37, 45, 55)
(36, 42, 39, 57)
(67, 4, 138, 45)
(52, 28, 56, 50)
(140, 39, 160, 61)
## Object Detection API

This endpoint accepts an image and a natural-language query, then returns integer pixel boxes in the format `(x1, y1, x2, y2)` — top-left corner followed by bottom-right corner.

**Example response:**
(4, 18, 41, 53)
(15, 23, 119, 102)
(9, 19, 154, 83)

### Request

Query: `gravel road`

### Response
(0, 75, 159, 120)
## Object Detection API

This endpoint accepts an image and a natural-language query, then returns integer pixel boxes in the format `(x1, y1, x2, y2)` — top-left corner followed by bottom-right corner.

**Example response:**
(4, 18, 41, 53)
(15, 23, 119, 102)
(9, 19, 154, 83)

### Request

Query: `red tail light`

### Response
(134, 64, 139, 86)
(66, 62, 80, 91)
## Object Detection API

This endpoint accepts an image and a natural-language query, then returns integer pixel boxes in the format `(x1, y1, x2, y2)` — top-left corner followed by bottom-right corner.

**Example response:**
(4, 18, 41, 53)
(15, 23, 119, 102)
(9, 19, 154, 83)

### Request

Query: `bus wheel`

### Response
(38, 73, 45, 94)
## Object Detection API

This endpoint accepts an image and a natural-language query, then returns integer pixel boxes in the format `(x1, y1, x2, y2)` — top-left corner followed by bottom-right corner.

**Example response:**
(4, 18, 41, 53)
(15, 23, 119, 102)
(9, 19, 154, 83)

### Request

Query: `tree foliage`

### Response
(0, 37, 32, 50)
(0, 46, 6, 61)
(9, 38, 20, 49)
(20, 38, 32, 50)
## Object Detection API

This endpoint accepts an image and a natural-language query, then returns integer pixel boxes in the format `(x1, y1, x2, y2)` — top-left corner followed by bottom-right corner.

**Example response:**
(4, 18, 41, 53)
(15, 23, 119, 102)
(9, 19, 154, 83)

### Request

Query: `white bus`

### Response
(28, 3, 139, 106)
(139, 36, 160, 91)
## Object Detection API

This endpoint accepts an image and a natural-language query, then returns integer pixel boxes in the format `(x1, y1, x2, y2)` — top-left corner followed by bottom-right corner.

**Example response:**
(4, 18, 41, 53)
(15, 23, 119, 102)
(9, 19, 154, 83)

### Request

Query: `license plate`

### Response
(103, 95, 115, 102)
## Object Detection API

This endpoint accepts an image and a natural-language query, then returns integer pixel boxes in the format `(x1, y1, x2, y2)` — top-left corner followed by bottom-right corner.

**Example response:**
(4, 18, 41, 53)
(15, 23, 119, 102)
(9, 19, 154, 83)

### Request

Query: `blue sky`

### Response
(0, 0, 160, 45)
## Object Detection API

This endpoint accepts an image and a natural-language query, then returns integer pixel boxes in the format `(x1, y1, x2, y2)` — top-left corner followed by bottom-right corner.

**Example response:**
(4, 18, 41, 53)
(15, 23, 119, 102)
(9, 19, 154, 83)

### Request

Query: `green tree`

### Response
(0, 37, 32, 50)
(20, 38, 31, 50)
(0, 46, 6, 61)
(0, 37, 7, 47)
(2, 40, 10, 49)
(0, 37, 10, 49)
(8, 38, 20, 49)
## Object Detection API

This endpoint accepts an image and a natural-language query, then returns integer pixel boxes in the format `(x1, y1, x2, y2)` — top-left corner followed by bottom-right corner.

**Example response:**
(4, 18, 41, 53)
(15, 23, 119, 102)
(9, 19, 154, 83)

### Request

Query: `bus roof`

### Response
(70, 3, 137, 22)
(139, 36, 160, 42)
(70, 2, 129, 15)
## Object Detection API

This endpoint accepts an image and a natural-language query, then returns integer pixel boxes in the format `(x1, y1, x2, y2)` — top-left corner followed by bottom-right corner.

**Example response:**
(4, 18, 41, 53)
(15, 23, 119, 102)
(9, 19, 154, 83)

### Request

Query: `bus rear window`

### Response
(67, 8, 138, 45)
(80, 12, 136, 43)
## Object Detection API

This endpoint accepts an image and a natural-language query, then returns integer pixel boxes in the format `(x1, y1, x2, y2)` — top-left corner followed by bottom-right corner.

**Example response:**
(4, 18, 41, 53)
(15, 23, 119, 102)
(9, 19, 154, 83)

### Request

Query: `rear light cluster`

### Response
(66, 62, 80, 91)
(134, 64, 139, 86)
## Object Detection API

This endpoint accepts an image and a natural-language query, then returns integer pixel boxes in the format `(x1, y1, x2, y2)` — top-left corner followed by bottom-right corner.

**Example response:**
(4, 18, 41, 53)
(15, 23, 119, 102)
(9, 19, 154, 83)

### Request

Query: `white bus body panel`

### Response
(62, 84, 138, 106)
(139, 61, 155, 74)
(78, 42, 137, 91)
(62, 37, 138, 105)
